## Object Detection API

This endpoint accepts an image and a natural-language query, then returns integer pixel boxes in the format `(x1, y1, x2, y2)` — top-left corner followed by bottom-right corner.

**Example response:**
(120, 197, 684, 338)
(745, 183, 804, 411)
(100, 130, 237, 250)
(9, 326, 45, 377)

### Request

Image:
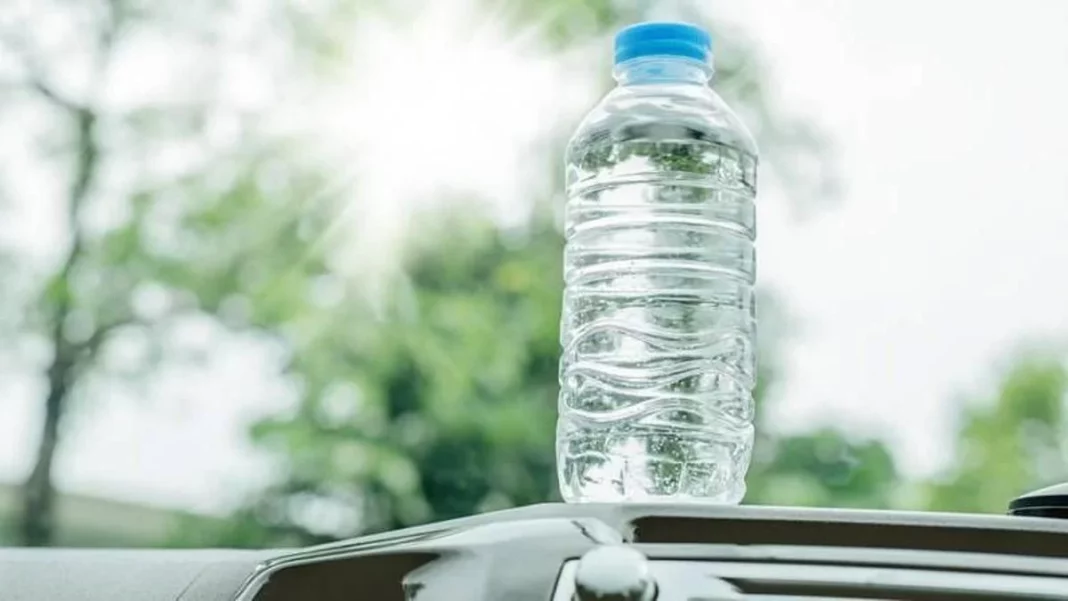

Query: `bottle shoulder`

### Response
(566, 84, 758, 161)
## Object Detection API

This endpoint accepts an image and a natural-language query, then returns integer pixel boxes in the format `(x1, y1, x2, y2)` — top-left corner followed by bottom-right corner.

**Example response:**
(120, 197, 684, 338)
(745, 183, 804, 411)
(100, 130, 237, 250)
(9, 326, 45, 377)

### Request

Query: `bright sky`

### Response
(2, 0, 1068, 512)
(717, 0, 1068, 471)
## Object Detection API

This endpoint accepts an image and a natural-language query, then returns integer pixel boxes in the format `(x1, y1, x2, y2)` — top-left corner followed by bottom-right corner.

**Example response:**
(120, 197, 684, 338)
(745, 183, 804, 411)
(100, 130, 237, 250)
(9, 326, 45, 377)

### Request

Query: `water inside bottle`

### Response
(557, 129, 757, 503)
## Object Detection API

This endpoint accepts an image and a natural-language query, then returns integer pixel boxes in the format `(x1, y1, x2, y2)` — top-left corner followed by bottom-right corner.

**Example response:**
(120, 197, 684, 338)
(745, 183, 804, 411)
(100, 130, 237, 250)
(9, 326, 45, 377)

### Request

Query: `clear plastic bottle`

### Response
(557, 22, 758, 504)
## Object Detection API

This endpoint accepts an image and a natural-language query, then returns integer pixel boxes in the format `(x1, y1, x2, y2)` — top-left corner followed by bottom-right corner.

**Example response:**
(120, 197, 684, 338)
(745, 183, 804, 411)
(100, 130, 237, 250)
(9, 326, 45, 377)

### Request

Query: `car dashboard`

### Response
(5, 503, 1068, 600)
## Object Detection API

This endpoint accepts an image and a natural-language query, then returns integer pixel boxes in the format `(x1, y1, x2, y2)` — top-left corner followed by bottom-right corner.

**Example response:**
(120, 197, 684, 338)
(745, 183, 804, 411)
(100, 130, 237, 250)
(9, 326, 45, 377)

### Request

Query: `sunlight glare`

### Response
(288, 0, 595, 285)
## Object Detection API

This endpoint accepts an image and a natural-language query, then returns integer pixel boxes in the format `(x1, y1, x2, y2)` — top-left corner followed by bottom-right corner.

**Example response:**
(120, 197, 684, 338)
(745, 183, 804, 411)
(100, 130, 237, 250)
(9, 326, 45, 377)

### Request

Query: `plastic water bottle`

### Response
(557, 22, 758, 503)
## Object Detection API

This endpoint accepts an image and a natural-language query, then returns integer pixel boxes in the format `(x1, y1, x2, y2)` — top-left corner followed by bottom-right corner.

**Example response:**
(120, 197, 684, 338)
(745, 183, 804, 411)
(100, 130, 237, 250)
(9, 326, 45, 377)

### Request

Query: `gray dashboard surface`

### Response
(8, 503, 1068, 601)
(0, 548, 275, 601)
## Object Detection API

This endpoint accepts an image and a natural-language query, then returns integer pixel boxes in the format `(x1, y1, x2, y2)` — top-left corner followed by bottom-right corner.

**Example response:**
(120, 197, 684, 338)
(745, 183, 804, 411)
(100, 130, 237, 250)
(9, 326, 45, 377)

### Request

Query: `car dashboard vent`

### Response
(554, 558, 1068, 601)
(717, 561, 1068, 599)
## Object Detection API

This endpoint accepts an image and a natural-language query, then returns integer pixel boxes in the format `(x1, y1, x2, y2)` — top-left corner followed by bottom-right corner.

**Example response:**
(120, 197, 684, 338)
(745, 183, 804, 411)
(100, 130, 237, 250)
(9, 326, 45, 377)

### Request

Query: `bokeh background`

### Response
(2, 0, 1068, 547)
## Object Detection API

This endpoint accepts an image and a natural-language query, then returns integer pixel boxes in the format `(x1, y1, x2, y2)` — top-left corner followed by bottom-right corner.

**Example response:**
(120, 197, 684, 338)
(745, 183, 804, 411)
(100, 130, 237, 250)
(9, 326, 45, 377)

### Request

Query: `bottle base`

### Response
(560, 489, 746, 505)
(557, 423, 752, 505)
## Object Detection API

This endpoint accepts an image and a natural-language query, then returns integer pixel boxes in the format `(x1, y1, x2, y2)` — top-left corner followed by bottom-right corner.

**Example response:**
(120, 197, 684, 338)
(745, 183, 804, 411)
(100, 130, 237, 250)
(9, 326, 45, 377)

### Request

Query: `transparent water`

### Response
(557, 115, 758, 503)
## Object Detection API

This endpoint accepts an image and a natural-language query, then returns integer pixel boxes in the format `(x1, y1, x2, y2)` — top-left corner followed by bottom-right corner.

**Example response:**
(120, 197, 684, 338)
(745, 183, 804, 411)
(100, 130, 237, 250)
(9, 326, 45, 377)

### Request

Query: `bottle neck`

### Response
(613, 57, 712, 86)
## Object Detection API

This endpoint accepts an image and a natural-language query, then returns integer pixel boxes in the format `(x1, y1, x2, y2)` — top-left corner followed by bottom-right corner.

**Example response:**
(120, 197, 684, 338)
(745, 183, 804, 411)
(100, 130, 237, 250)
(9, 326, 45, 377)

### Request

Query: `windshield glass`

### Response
(1, 0, 1067, 548)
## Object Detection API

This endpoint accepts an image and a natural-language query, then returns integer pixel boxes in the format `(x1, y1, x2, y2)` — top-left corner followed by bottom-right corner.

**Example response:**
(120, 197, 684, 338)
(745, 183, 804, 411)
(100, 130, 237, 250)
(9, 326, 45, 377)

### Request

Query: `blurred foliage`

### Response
(923, 352, 1068, 513)
(5, 0, 1067, 551)
(748, 428, 900, 509)
(181, 212, 905, 544)
(175, 212, 565, 545)
(0, 0, 338, 545)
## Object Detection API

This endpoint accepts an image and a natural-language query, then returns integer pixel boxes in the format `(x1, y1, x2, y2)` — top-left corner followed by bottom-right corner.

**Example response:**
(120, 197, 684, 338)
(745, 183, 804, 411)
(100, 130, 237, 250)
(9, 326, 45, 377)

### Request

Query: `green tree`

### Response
(923, 350, 1068, 513)
(0, 0, 344, 546)
(746, 428, 901, 508)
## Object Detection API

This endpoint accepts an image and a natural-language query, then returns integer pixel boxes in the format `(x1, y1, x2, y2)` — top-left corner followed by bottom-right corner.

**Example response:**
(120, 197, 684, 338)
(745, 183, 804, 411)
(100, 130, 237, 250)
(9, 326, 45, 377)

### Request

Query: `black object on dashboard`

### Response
(1010, 482, 1068, 519)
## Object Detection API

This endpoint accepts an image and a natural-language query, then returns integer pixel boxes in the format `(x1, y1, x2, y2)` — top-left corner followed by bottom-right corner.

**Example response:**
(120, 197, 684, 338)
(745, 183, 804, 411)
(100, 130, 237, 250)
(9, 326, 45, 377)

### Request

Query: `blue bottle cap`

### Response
(614, 21, 712, 65)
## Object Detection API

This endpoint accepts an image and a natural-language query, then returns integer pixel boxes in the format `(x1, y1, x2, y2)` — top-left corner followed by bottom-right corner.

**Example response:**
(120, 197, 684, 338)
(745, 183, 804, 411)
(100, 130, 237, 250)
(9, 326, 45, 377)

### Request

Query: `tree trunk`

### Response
(17, 107, 97, 547)
(19, 342, 75, 546)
